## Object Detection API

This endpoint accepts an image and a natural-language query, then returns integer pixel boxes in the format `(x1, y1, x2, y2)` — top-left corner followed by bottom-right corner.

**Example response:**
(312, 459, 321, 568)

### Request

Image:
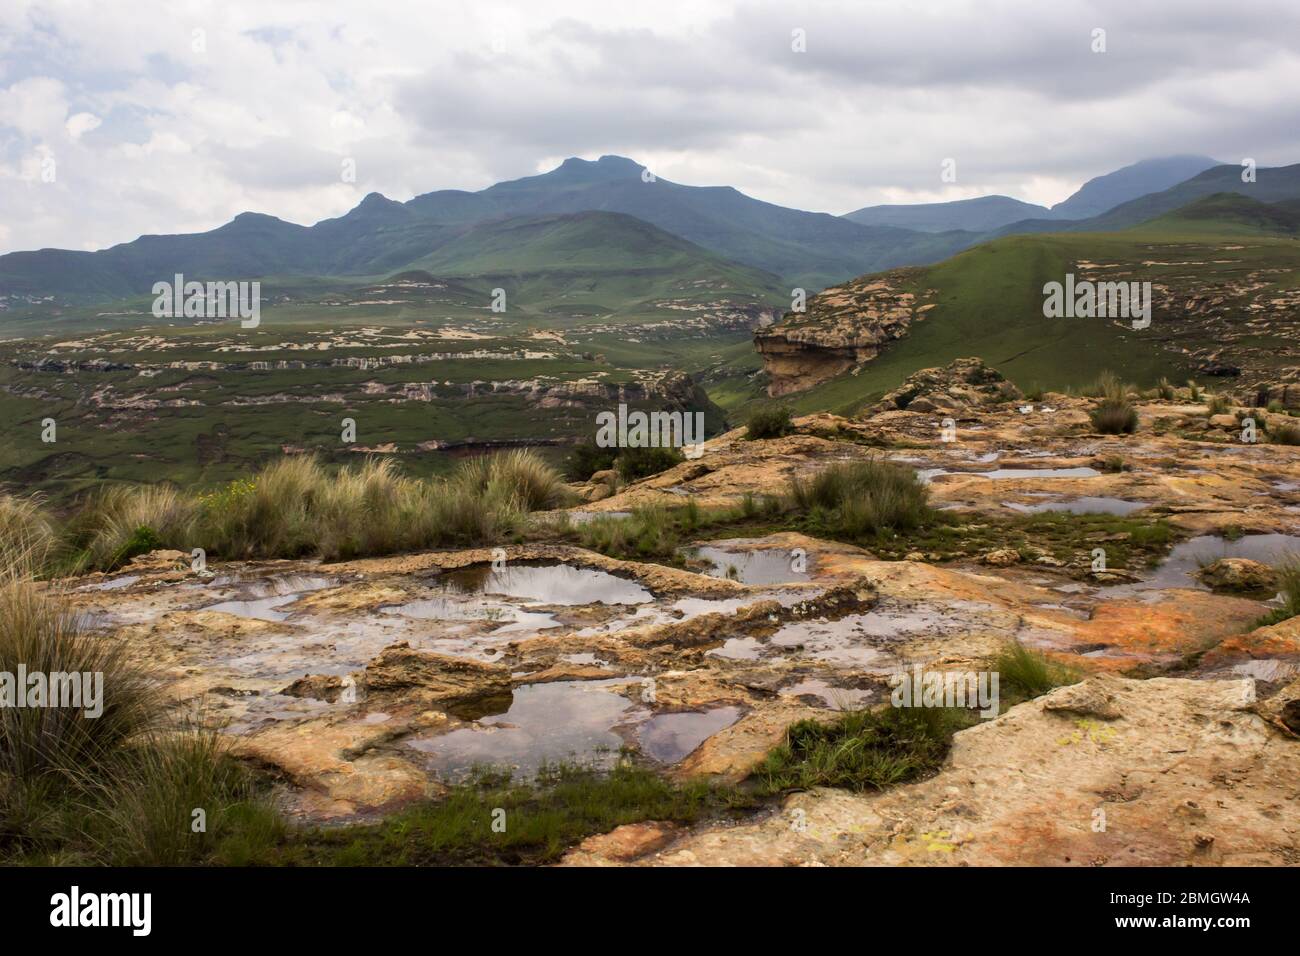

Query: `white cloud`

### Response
(65, 111, 101, 139)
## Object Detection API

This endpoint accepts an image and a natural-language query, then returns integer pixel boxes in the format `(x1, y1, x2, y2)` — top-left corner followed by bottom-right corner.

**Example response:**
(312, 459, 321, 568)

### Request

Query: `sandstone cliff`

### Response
(753, 268, 935, 396)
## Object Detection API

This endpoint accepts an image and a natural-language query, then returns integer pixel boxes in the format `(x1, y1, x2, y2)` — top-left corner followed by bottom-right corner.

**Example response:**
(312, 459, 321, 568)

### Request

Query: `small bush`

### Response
(1090, 400, 1138, 434)
(1206, 394, 1231, 416)
(1186, 380, 1202, 402)
(615, 445, 684, 483)
(1157, 377, 1175, 401)
(1270, 422, 1300, 446)
(745, 404, 793, 441)
(564, 440, 617, 482)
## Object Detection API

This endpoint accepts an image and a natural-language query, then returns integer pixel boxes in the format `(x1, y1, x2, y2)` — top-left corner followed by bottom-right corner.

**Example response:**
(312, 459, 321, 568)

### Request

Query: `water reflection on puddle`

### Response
(1116, 533, 1300, 593)
(694, 544, 813, 585)
(201, 575, 336, 621)
(636, 707, 743, 764)
(1005, 496, 1149, 516)
(779, 678, 875, 711)
(440, 563, 653, 605)
(407, 679, 641, 781)
(919, 466, 1100, 483)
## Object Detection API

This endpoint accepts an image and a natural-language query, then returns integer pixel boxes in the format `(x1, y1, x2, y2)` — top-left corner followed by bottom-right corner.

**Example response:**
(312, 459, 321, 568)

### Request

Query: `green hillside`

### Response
(755, 207, 1300, 416)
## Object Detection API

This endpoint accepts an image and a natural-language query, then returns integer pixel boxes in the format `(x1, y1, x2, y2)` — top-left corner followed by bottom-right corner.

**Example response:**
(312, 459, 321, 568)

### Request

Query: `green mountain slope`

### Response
(405, 211, 788, 316)
(755, 200, 1300, 415)
(1047, 155, 1221, 219)
(0, 156, 975, 303)
(998, 163, 1300, 237)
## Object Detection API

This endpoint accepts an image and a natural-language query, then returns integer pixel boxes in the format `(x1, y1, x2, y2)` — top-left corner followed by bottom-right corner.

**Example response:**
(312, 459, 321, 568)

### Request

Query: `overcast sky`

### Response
(2, 0, 1298, 254)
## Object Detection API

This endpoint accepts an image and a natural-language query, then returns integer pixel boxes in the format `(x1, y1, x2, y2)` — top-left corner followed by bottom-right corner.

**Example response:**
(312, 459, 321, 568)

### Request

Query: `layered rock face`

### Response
(753, 269, 934, 396)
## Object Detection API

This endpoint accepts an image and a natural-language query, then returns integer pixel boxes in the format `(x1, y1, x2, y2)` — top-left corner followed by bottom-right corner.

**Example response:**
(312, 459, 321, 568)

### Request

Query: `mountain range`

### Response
(5, 153, 1300, 320)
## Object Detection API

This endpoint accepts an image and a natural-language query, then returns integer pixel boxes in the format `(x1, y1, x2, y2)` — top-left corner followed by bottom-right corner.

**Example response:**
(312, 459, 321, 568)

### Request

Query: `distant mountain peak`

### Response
(553, 154, 646, 180)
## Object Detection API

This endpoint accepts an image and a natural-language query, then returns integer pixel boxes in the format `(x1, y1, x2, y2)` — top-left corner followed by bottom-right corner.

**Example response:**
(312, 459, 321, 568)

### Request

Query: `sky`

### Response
(2, 0, 1298, 255)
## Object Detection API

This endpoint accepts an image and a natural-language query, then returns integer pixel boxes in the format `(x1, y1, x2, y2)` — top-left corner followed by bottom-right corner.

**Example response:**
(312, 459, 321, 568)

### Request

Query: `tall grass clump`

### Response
(1205, 393, 1231, 416)
(1088, 372, 1138, 434)
(451, 449, 573, 512)
(0, 495, 58, 578)
(84, 728, 284, 866)
(1156, 377, 1176, 401)
(198, 451, 569, 560)
(0, 576, 157, 850)
(744, 404, 793, 440)
(788, 459, 931, 539)
(67, 484, 196, 571)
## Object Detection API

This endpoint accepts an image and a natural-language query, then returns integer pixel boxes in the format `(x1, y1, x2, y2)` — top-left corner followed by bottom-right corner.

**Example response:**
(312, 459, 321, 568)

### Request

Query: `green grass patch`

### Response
(753, 704, 977, 794)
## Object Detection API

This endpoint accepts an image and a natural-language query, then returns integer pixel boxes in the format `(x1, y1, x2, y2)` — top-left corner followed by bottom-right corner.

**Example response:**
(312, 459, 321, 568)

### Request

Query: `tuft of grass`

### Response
(1156, 377, 1175, 401)
(992, 641, 1081, 700)
(1186, 380, 1202, 402)
(744, 404, 794, 441)
(1205, 394, 1231, 416)
(1254, 554, 1300, 628)
(197, 452, 567, 561)
(1088, 372, 1138, 434)
(788, 459, 932, 539)
(578, 505, 682, 561)
(753, 704, 977, 794)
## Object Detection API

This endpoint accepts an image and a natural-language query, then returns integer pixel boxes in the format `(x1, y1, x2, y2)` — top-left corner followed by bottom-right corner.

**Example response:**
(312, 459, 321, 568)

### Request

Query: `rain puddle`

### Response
(201, 575, 336, 621)
(1005, 496, 1149, 516)
(1120, 533, 1300, 592)
(439, 563, 653, 606)
(706, 637, 765, 660)
(77, 574, 141, 591)
(407, 679, 641, 782)
(694, 544, 813, 585)
(381, 598, 560, 634)
(767, 599, 1008, 667)
(779, 678, 875, 710)
(636, 706, 743, 764)
(919, 466, 1100, 483)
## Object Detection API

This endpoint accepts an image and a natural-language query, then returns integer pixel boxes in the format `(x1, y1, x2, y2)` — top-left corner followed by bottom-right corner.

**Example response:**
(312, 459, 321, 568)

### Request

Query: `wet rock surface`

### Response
(64, 361, 1300, 861)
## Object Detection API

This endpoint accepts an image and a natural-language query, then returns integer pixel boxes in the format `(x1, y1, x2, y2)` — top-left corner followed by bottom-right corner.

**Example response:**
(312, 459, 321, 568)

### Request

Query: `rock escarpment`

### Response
(753, 269, 935, 396)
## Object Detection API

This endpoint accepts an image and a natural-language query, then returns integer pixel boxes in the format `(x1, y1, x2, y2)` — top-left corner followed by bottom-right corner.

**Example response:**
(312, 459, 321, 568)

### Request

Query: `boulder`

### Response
(363, 642, 513, 707)
(1195, 557, 1277, 593)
